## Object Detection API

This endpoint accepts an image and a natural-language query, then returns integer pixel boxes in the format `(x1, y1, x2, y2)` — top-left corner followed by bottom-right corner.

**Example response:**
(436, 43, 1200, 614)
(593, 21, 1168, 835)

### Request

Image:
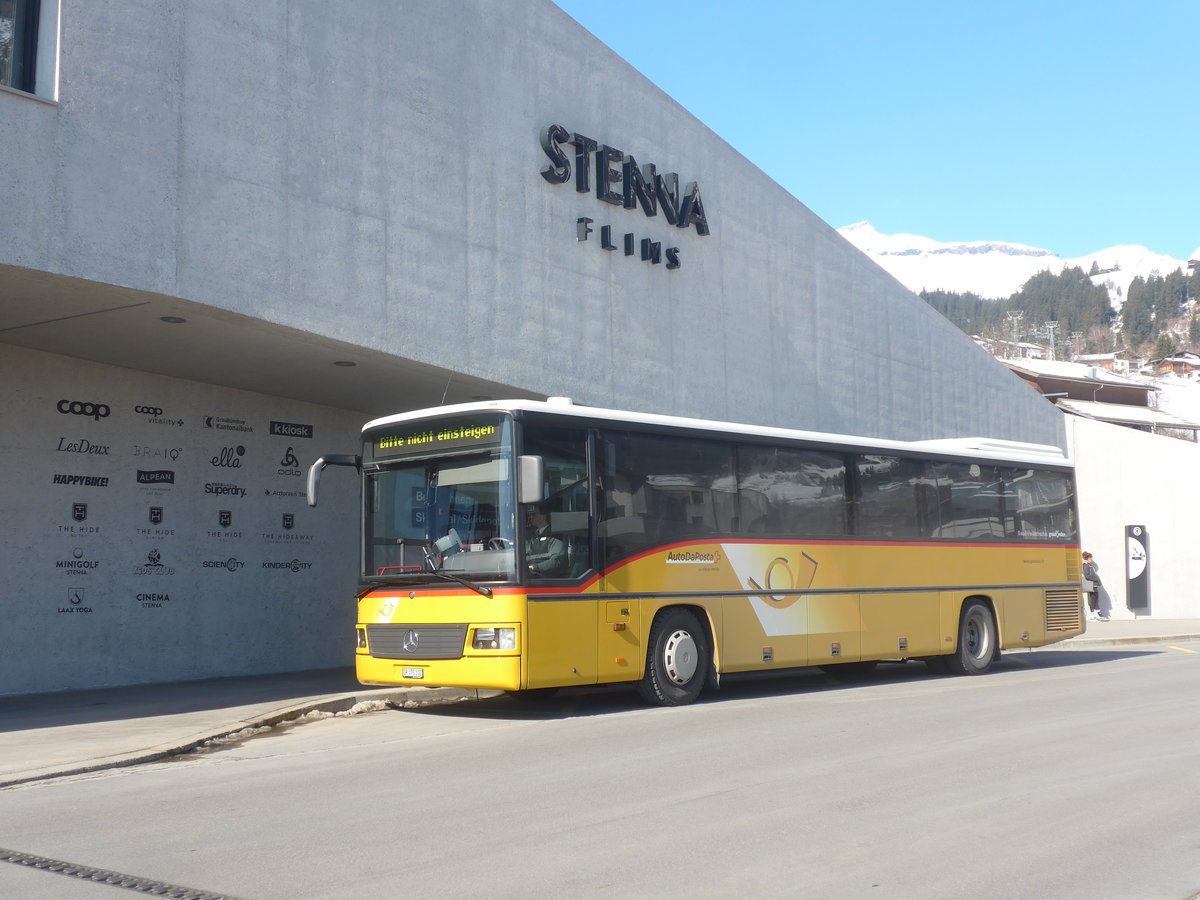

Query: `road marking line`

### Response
(1168, 646, 1198, 654)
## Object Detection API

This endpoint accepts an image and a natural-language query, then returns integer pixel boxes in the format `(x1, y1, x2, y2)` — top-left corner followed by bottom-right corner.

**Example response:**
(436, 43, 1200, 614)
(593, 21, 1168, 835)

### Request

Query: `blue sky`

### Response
(551, 1, 1199, 260)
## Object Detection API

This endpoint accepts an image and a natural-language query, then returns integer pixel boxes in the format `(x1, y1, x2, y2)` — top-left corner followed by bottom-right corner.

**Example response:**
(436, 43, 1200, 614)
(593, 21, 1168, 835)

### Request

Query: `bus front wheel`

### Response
(946, 599, 997, 676)
(639, 608, 709, 706)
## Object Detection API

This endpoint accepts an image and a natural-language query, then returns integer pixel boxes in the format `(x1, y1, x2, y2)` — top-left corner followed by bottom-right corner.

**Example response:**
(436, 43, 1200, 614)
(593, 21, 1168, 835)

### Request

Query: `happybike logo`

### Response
(57, 400, 110, 420)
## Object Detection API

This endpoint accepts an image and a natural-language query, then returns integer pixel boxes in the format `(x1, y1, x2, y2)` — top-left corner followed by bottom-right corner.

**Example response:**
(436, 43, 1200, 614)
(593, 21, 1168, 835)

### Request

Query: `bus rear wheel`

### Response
(946, 599, 997, 676)
(638, 608, 709, 706)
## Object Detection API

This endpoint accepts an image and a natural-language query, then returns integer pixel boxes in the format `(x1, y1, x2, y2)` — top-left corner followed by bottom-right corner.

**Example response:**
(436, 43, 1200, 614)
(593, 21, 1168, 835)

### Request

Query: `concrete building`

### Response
(1, 1, 1065, 696)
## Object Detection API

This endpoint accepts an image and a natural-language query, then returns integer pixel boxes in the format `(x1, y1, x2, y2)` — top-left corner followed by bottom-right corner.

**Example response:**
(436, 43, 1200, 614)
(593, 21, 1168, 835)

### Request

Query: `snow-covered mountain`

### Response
(838, 222, 1195, 306)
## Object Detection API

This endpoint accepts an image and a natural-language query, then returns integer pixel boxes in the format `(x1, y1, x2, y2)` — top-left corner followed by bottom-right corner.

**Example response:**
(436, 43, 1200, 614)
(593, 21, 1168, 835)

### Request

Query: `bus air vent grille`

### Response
(366, 624, 468, 659)
(1044, 590, 1081, 631)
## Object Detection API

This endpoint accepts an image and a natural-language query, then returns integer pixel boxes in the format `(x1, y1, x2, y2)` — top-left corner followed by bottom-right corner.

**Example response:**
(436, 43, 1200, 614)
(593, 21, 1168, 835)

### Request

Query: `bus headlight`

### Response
(473, 627, 516, 650)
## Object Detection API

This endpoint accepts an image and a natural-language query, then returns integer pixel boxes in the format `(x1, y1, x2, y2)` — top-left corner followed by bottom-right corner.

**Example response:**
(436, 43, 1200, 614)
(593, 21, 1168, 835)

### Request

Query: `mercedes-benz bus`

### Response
(307, 398, 1082, 705)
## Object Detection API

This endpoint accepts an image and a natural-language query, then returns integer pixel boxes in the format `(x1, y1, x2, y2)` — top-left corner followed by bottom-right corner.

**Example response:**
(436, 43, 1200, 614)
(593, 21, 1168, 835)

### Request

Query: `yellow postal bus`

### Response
(308, 399, 1083, 705)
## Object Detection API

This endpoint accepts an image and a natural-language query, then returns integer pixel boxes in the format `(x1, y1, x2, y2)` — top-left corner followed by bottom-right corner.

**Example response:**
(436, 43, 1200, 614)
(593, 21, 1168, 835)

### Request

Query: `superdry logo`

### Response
(205, 482, 246, 498)
(270, 421, 313, 439)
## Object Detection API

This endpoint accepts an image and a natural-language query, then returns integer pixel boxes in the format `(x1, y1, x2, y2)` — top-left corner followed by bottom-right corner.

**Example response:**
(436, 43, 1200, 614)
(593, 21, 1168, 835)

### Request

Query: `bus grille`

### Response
(1045, 590, 1082, 632)
(366, 624, 468, 660)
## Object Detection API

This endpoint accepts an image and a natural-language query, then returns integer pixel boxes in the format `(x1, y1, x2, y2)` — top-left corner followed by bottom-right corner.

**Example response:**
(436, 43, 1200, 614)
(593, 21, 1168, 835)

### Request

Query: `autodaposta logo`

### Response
(665, 549, 721, 564)
(57, 400, 110, 420)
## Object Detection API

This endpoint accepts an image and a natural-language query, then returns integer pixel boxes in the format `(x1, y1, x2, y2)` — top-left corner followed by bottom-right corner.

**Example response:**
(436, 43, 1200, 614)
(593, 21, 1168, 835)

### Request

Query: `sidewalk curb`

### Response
(0, 686, 492, 789)
(1063, 633, 1200, 649)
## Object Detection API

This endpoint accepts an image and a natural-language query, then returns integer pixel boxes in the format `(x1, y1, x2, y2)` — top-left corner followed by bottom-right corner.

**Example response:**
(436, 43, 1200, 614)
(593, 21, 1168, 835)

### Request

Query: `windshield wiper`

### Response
(424, 570, 494, 597)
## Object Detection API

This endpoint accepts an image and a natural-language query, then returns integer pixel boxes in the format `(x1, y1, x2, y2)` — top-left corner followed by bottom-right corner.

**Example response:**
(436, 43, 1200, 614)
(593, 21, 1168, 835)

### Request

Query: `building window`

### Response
(0, 0, 40, 94)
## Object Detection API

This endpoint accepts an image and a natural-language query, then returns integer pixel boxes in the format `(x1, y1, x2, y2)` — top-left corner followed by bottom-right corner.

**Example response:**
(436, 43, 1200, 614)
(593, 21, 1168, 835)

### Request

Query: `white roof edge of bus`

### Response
(362, 399, 1071, 467)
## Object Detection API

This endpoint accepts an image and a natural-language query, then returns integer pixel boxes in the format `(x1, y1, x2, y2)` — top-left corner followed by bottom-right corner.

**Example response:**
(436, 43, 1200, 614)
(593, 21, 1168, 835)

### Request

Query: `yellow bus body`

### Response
(356, 537, 1083, 691)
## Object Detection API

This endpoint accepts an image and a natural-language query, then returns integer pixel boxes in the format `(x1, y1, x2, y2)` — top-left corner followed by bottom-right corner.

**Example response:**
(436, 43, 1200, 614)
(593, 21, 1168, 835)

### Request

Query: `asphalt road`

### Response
(3, 643, 1200, 900)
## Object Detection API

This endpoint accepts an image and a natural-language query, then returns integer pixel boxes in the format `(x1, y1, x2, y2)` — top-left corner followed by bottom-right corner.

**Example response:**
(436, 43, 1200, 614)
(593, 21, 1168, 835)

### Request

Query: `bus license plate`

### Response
(401, 667, 424, 679)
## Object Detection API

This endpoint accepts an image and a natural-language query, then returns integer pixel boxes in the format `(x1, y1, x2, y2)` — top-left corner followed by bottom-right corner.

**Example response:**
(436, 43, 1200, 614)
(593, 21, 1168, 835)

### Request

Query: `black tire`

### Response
(945, 599, 997, 676)
(818, 660, 878, 679)
(638, 608, 709, 706)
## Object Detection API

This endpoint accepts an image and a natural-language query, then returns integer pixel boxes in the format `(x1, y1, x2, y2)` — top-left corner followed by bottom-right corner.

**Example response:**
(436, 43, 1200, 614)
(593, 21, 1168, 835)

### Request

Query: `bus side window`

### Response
(853, 455, 932, 539)
(736, 445, 847, 538)
(522, 425, 592, 579)
(599, 431, 735, 565)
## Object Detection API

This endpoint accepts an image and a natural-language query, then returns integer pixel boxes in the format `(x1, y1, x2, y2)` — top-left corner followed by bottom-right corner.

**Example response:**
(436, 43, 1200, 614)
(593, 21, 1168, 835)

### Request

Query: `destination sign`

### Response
(372, 418, 502, 459)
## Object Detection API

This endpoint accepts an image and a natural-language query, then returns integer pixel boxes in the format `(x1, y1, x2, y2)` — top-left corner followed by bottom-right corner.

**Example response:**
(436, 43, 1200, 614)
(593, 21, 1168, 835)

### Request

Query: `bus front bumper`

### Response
(356, 652, 522, 691)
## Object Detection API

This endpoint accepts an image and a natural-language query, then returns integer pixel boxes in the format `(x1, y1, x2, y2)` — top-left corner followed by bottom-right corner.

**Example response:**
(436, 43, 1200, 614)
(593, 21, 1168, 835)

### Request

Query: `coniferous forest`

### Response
(922, 266, 1200, 359)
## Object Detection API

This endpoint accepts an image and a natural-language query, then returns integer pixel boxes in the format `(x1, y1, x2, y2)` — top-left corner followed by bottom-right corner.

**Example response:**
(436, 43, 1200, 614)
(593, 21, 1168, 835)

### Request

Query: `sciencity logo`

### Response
(666, 550, 721, 565)
(203, 558, 245, 571)
(57, 400, 110, 420)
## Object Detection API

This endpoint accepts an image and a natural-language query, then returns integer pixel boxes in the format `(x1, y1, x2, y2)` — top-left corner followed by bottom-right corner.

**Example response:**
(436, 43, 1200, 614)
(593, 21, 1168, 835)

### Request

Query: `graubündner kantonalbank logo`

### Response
(539, 124, 709, 270)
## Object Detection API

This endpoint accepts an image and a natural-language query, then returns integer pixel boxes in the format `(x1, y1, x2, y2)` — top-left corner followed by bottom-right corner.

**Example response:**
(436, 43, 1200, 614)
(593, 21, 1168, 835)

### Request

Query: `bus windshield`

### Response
(363, 415, 517, 583)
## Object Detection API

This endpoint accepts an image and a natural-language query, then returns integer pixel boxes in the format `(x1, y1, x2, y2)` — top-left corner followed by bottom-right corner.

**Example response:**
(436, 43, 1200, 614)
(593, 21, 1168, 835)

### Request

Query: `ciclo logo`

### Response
(57, 400, 110, 420)
(134, 405, 164, 416)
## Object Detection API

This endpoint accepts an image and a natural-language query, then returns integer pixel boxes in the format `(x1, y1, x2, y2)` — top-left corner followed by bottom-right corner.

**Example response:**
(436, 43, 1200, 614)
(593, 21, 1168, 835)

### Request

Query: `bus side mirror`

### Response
(306, 454, 361, 507)
(517, 455, 544, 505)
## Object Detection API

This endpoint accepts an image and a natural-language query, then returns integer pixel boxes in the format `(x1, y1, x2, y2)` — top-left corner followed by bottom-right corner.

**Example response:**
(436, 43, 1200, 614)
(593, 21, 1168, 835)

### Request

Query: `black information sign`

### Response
(1125, 525, 1150, 613)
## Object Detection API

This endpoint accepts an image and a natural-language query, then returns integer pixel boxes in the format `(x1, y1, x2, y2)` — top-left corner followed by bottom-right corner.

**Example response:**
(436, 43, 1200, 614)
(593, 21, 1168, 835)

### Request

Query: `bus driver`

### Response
(525, 505, 567, 577)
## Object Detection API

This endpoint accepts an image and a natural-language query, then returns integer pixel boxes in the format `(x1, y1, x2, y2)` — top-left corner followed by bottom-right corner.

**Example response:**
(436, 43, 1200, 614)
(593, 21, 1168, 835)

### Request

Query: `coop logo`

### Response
(205, 481, 247, 498)
(210, 446, 245, 468)
(56, 437, 111, 456)
(57, 400, 110, 420)
(133, 548, 175, 576)
(52, 473, 110, 487)
(136, 470, 176, 485)
(270, 421, 313, 439)
(665, 550, 720, 564)
(136, 405, 184, 427)
(262, 558, 314, 572)
(203, 557, 245, 572)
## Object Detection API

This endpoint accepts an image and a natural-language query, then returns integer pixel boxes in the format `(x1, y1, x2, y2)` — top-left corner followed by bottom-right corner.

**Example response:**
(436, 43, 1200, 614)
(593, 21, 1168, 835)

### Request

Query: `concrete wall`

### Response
(0, 346, 362, 695)
(0, 0, 1062, 445)
(1068, 416, 1200, 619)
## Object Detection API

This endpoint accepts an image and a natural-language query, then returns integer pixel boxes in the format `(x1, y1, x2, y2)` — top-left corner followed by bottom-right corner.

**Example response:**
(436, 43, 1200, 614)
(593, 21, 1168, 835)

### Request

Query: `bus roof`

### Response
(363, 398, 1071, 468)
